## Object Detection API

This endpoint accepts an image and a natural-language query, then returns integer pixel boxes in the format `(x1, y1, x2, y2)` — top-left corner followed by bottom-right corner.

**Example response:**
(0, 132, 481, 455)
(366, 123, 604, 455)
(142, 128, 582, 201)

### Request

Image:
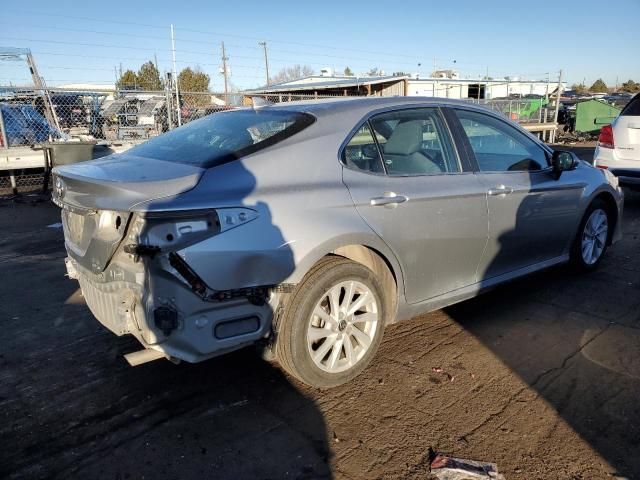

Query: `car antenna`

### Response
(251, 96, 274, 110)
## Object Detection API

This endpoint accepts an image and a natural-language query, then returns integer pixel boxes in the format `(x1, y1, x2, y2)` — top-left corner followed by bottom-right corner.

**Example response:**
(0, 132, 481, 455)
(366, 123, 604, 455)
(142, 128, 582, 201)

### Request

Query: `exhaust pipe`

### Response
(124, 348, 168, 366)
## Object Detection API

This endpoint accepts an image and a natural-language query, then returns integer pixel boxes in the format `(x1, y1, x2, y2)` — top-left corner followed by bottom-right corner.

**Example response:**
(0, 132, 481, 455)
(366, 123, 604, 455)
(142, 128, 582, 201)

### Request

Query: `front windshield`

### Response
(128, 108, 315, 168)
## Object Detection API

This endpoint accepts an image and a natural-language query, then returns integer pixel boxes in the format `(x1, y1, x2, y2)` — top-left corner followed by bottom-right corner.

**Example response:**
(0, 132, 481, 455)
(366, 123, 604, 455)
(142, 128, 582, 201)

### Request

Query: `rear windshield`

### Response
(621, 96, 640, 116)
(127, 108, 315, 167)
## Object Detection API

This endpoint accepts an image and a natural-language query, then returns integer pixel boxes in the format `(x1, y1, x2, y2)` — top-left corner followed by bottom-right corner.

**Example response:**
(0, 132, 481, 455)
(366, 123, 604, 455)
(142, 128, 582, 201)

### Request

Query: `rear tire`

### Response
(570, 199, 611, 271)
(276, 256, 387, 388)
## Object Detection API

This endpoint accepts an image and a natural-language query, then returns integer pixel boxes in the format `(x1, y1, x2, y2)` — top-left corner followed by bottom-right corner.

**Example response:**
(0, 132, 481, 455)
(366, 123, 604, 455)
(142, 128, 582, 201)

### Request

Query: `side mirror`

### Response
(551, 150, 577, 179)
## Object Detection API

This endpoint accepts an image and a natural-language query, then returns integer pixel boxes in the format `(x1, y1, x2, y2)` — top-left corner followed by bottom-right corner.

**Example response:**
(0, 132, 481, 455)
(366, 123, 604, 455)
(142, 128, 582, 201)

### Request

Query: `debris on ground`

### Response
(429, 450, 505, 479)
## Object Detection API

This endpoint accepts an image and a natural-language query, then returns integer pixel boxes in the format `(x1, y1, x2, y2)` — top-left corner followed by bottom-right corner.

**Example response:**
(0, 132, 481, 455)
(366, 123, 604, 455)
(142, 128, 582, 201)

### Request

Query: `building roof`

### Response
(244, 75, 408, 94)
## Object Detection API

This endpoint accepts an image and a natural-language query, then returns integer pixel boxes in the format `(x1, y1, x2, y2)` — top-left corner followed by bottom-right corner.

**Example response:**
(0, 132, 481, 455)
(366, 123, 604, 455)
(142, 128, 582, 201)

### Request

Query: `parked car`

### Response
(0, 102, 60, 146)
(594, 93, 640, 189)
(52, 97, 623, 388)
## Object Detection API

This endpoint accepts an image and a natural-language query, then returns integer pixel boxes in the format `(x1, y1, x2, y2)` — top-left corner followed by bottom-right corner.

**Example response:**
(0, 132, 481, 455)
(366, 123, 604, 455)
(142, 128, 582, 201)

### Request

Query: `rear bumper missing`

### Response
(66, 253, 275, 364)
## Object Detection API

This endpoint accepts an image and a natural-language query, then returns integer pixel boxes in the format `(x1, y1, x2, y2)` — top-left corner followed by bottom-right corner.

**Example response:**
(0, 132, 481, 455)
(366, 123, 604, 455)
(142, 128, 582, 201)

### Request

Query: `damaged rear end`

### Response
(55, 178, 275, 364)
(53, 109, 313, 365)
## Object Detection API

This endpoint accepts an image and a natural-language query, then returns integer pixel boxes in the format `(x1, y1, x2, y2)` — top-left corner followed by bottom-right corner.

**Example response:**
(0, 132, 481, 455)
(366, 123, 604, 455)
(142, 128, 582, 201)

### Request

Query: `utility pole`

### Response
(432, 57, 436, 76)
(221, 41, 229, 105)
(259, 41, 270, 86)
(171, 24, 181, 126)
(552, 69, 563, 143)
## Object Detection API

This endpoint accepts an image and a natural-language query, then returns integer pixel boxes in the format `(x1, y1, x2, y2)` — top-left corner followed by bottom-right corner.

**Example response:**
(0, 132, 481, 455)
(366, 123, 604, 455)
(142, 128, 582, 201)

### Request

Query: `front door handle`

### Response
(370, 192, 409, 207)
(488, 185, 514, 196)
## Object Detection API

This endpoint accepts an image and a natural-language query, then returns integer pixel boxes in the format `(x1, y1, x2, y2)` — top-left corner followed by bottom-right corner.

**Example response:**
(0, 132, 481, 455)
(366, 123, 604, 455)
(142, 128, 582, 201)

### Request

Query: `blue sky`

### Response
(1, 0, 638, 90)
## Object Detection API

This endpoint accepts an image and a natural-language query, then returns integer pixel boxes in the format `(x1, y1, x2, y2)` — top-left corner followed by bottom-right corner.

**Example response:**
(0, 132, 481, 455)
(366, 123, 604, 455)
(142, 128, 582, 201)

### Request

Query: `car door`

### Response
(341, 107, 488, 304)
(451, 107, 584, 281)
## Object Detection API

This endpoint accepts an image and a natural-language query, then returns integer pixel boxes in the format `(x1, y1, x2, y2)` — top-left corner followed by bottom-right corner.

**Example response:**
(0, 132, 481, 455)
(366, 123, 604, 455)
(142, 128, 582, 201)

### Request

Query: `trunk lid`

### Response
(53, 153, 205, 273)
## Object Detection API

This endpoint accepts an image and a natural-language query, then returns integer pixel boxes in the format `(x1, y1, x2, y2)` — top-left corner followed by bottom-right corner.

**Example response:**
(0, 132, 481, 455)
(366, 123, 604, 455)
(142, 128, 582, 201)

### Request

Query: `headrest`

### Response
(383, 120, 423, 156)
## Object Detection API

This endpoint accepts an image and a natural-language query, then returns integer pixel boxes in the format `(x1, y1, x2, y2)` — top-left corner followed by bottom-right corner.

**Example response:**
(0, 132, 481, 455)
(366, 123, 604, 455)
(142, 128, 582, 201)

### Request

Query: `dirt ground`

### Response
(1, 156, 639, 479)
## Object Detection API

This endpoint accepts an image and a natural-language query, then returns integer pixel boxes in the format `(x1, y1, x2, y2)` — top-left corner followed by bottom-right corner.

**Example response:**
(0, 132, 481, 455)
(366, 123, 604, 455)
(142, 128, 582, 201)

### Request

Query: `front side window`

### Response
(369, 108, 460, 175)
(455, 109, 548, 172)
(127, 109, 315, 168)
(342, 123, 385, 174)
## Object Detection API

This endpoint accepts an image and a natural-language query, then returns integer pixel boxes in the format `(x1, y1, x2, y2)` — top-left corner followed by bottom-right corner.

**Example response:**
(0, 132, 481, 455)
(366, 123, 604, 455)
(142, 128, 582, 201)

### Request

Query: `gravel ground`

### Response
(1, 157, 639, 479)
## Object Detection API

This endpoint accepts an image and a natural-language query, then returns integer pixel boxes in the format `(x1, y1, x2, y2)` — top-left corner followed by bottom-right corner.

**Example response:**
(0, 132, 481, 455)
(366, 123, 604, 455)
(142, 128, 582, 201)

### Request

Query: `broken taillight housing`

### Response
(598, 124, 614, 149)
(130, 207, 259, 252)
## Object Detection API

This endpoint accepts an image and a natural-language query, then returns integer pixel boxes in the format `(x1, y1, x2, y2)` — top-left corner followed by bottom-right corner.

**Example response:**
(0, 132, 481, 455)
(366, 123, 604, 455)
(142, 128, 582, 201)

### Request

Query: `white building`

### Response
(245, 75, 564, 100)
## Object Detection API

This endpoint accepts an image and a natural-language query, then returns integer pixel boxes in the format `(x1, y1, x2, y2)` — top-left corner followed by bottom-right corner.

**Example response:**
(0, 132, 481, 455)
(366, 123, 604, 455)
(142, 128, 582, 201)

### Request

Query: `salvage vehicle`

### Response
(52, 97, 623, 388)
(594, 93, 640, 189)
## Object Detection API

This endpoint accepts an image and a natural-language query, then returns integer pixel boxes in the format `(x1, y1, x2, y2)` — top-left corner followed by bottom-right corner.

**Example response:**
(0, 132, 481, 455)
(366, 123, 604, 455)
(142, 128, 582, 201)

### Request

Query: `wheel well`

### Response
(593, 192, 618, 244)
(330, 245, 399, 323)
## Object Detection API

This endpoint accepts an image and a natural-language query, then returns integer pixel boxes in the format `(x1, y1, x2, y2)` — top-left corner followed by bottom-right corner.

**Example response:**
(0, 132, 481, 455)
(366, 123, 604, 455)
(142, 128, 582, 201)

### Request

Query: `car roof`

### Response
(260, 96, 484, 117)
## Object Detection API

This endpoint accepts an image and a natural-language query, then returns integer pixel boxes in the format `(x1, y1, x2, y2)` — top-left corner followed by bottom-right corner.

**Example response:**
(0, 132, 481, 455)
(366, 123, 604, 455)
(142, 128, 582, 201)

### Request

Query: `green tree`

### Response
(116, 69, 137, 90)
(589, 78, 608, 93)
(137, 61, 163, 90)
(343, 66, 353, 76)
(571, 82, 587, 93)
(620, 79, 640, 93)
(178, 67, 210, 92)
(367, 67, 380, 76)
(178, 67, 211, 107)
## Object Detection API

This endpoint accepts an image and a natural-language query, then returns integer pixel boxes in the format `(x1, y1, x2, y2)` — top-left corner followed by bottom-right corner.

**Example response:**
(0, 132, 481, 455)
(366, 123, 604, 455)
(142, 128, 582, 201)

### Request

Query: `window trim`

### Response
(451, 106, 553, 174)
(340, 120, 388, 176)
(339, 105, 464, 177)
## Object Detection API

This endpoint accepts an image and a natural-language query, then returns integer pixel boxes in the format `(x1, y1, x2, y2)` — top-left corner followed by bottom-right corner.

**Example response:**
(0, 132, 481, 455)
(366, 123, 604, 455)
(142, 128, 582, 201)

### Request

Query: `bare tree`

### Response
(269, 65, 315, 84)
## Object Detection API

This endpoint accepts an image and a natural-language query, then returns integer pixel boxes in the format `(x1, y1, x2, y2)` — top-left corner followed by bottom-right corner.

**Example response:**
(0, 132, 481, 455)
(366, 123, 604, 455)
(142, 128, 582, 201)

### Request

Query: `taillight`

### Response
(598, 124, 614, 149)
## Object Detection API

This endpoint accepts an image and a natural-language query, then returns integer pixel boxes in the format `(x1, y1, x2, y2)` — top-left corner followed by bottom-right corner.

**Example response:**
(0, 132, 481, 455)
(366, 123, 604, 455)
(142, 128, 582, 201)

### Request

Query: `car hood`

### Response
(52, 152, 205, 212)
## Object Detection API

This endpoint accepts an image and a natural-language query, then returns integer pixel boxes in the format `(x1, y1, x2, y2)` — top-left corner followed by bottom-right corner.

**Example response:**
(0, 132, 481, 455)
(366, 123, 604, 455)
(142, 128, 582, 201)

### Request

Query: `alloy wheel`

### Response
(581, 208, 608, 265)
(306, 280, 379, 373)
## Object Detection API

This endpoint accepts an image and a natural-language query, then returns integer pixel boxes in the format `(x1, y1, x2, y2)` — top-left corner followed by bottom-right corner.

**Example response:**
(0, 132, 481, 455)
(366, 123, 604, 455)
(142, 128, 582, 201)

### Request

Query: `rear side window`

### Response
(127, 109, 315, 168)
(621, 96, 640, 116)
(369, 108, 459, 175)
(342, 123, 385, 174)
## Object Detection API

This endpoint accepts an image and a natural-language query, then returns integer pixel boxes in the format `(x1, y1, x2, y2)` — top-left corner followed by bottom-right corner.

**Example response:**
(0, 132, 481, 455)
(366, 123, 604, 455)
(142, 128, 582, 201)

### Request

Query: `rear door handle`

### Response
(628, 123, 640, 129)
(370, 192, 409, 207)
(488, 185, 514, 196)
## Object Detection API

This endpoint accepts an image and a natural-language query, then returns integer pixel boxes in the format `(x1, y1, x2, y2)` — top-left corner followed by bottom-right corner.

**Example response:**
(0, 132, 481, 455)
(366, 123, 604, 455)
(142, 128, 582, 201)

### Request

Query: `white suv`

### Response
(594, 93, 640, 188)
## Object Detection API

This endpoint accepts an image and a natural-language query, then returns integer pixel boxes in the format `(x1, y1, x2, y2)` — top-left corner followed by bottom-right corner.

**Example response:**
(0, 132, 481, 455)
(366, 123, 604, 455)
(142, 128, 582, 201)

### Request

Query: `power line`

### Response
(1, 9, 424, 60)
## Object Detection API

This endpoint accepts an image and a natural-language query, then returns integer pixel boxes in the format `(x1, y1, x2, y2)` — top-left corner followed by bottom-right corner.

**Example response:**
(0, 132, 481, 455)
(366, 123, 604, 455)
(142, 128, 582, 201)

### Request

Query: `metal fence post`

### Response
(165, 73, 174, 130)
(552, 69, 563, 143)
(0, 105, 9, 149)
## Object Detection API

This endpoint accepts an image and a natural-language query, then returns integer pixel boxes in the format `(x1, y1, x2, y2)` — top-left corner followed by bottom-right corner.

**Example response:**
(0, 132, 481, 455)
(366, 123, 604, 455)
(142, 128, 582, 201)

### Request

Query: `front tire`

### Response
(571, 199, 611, 270)
(276, 256, 387, 388)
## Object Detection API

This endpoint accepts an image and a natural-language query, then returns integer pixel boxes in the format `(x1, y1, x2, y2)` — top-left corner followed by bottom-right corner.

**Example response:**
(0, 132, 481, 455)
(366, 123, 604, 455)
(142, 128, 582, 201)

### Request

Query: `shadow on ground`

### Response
(0, 200, 331, 480)
(445, 188, 640, 478)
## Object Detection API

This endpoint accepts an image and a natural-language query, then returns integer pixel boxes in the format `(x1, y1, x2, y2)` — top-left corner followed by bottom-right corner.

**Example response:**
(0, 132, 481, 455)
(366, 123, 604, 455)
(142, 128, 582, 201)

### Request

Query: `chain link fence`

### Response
(470, 97, 555, 124)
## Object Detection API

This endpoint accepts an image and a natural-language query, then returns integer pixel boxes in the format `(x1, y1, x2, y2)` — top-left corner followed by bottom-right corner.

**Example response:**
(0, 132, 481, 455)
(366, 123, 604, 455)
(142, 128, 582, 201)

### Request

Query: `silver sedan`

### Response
(52, 97, 623, 388)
